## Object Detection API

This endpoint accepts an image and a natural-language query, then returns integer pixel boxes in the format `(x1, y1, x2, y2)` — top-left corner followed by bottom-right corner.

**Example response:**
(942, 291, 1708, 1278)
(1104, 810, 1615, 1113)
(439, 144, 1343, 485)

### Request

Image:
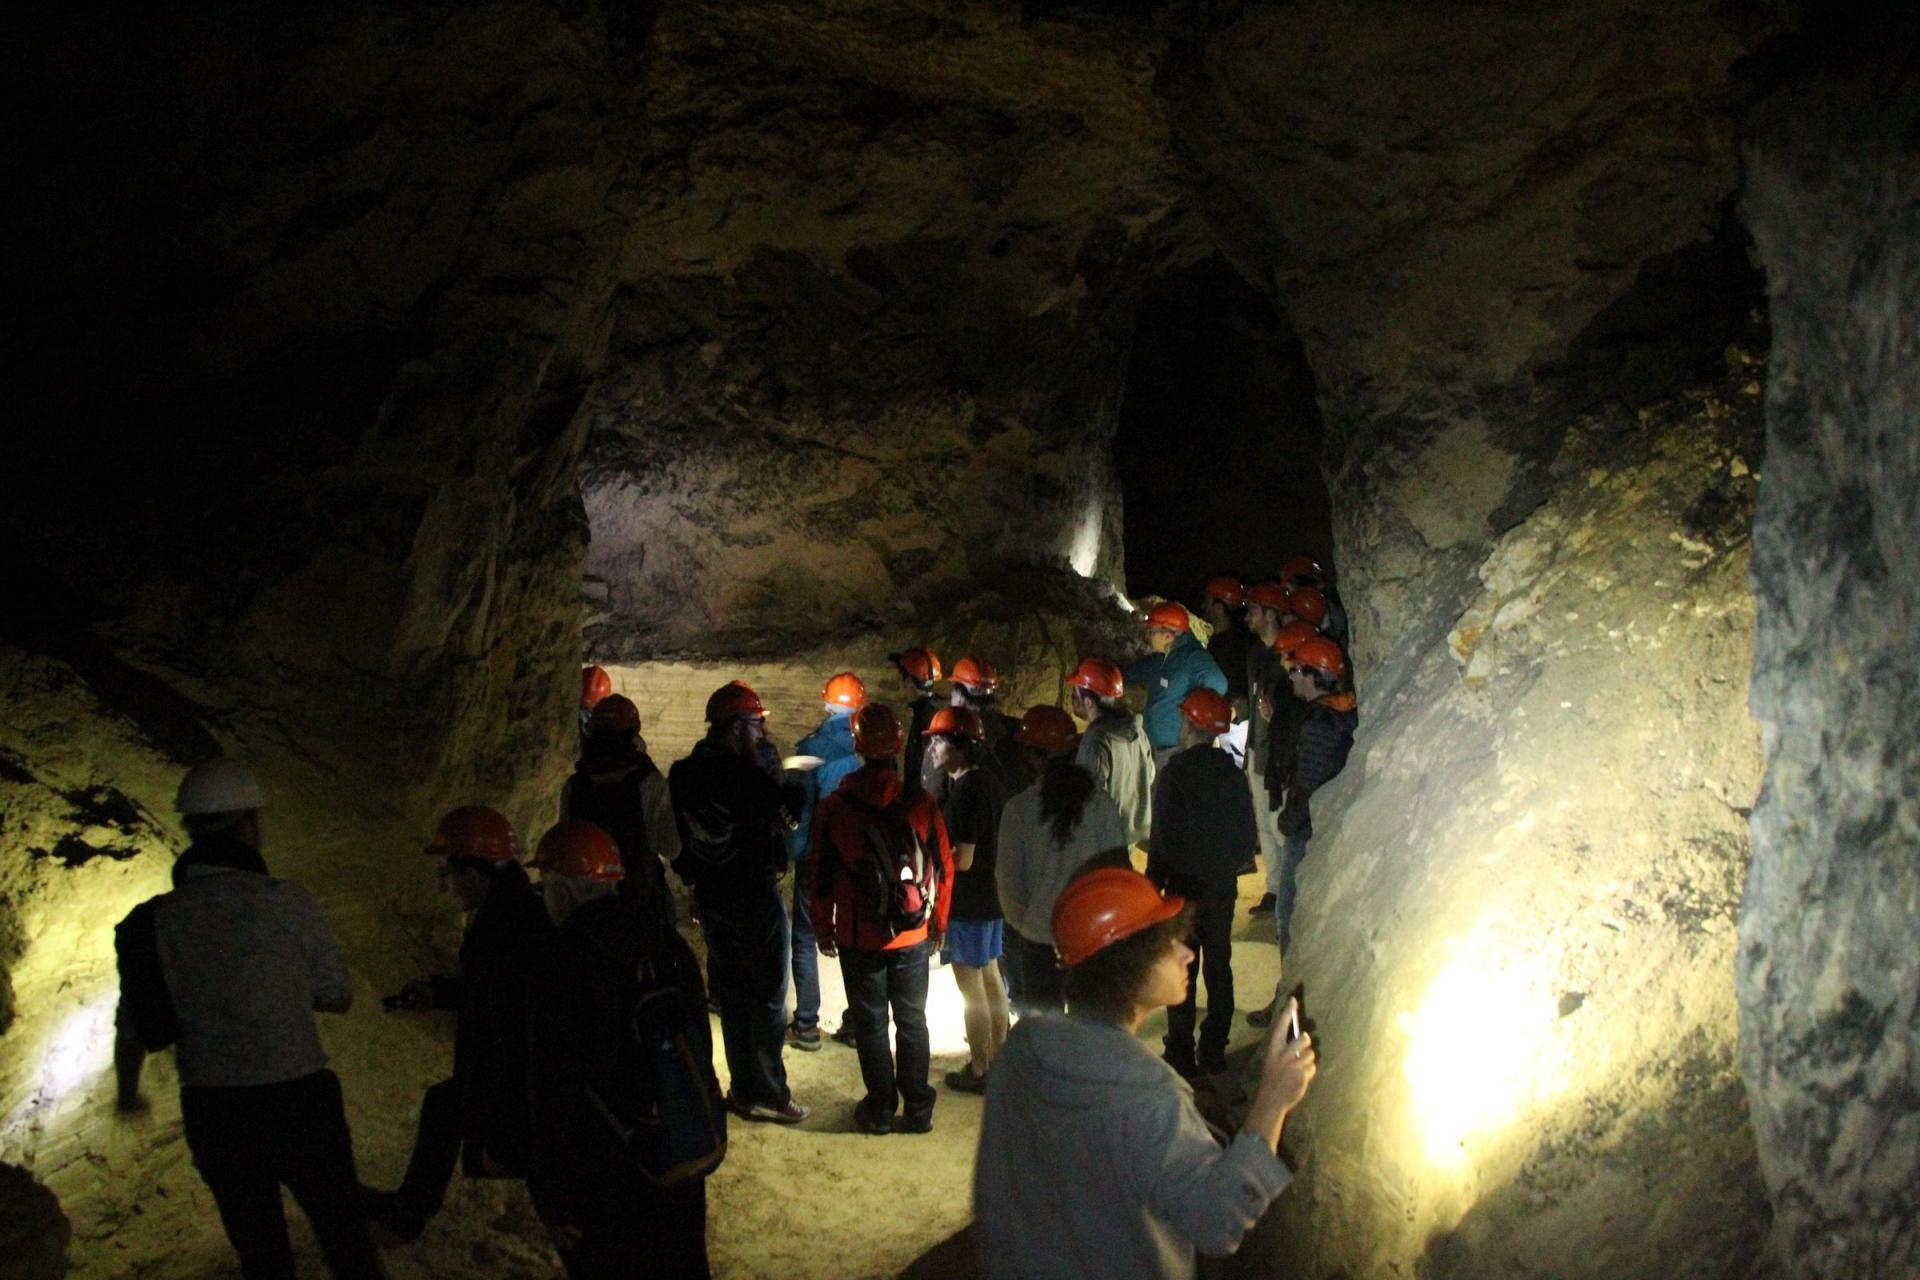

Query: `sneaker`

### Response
(1247, 997, 1277, 1028)
(1199, 1049, 1229, 1076)
(830, 1022, 859, 1047)
(361, 1189, 426, 1242)
(788, 1022, 822, 1052)
(1248, 893, 1276, 916)
(728, 1095, 810, 1125)
(893, 1112, 933, 1135)
(852, 1100, 893, 1135)
(944, 1064, 988, 1094)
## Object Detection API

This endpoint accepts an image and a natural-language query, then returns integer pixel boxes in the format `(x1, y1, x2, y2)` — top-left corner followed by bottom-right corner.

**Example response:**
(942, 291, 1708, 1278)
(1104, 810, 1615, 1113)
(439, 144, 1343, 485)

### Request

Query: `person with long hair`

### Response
(928, 706, 1009, 1093)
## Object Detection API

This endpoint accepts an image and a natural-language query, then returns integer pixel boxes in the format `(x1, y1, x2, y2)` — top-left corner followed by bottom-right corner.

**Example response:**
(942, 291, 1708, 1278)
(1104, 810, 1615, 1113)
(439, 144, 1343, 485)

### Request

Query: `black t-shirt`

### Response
(942, 766, 1007, 922)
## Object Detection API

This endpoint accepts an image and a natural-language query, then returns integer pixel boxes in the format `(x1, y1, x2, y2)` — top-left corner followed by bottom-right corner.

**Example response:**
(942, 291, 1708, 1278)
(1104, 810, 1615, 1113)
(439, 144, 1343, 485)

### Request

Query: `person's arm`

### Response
(642, 772, 682, 866)
(809, 798, 840, 955)
(527, 948, 592, 1250)
(927, 804, 954, 949)
(993, 803, 1031, 936)
(293, 888, 353, 1013)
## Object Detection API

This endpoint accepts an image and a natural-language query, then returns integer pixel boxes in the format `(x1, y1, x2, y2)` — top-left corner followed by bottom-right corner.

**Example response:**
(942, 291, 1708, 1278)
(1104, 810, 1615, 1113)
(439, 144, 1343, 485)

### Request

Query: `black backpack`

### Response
(583, 941, 727, 1188)
(860, 803, 937, 938)
(114, 899, 179, 1052)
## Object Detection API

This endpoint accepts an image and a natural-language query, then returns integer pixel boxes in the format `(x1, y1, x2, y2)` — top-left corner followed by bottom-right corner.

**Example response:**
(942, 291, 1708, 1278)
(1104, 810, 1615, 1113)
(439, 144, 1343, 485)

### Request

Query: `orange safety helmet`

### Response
(1179, 687, 1232, 735)
(927, 706, 986, 741)
(530, 820, 624, 881)
(1244, 581, 1291, 611)
(1143, 602, 1191, 632)
(1282, 555, 1325, 587)
(1066, 657, 1124, 700)
(1013, 705, 1080, 755)
(949, 656, 1001, 693)
(823, 672, 867, 710)
(581, 665, 613, 709)
(1272, 621, 1319, 656)
(890, 647, 943, 685)
(1284, 586, 1329, 627)
(1052, 867, 1186, 968)
(586, 693, 641, 736)
(1203, 575, 1246, 607)
(1290, 636, 1348, 681)
(425, 805, 518, 862)
(851, 703, 905, 760)
(704, 680, 769, 725)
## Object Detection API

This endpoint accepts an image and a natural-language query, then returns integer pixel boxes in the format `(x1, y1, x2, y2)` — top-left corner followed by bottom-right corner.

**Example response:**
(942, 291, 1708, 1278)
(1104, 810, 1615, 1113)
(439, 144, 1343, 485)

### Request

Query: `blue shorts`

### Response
(943, 919, 1004, 968)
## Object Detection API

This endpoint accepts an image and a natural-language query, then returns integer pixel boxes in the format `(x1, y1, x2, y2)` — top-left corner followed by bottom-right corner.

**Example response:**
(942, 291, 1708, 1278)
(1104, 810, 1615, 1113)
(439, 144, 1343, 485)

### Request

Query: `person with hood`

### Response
(995, 705, 1126, 1015)
(928, 705, 1010, 1093)
(889, 647, 945, 795)
(1124, 603, 1228, 770)
(527, 820, 716, 1279)
(783, 672, 868, 1051)
(809, 703, 955, 1134)
(561, 694, 680, 925)
(668, 681, 808, 1124)
(1145, 689, 1257, 1077)
(1066, 657, 1156, 853)
(112, 759, 384, 1279)
(974, 867, 1317, 1280)
(365, 807, 555, 1242)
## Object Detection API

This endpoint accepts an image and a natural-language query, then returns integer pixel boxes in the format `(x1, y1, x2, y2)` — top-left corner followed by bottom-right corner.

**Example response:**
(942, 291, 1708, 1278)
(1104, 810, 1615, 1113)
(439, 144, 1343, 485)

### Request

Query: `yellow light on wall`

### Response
(1402, 929, 1564, 1169)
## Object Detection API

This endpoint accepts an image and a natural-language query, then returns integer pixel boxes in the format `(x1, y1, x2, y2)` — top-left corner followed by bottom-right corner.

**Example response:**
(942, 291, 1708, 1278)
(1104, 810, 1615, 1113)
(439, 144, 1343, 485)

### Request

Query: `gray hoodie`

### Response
(973, 1016, 1291, 1280)
(1075, 711, 1156, 847)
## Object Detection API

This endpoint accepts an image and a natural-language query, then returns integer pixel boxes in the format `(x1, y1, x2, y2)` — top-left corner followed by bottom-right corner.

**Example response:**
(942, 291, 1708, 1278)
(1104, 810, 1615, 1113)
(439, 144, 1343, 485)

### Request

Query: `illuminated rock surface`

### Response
(2, 4, 1913, 1280)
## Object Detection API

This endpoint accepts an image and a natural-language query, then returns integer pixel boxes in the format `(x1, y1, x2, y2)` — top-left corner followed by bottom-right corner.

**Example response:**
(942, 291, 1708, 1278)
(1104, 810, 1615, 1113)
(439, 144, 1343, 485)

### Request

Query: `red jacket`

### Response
(809, 762, 953, 952)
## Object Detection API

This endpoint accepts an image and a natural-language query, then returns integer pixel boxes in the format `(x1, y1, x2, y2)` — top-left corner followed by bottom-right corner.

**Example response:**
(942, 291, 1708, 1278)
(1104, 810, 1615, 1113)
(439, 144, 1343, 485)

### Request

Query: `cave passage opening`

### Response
(1112, 254, 1331, 603)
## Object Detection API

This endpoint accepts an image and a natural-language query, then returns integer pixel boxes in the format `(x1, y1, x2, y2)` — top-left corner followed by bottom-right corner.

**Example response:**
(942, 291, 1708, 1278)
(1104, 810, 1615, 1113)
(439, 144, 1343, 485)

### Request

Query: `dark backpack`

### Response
(860, 802, 936, 938)
(567, 760, 656, 864)
(583, 944, 727, 1188)
(114, 899, 179, 1052)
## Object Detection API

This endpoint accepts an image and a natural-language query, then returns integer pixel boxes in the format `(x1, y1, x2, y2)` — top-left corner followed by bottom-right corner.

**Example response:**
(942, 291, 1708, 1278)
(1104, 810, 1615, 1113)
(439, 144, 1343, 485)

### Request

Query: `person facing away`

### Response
(668, 680, 809, 1124)
(973, 867, 1317, 1280)
(889, 646, 946, 794)
(1124, 603, 1229, 769)
(783, 671, 868, 1052)
(928, 705, 1010, 1094)
(809, 703, 955, 1134)
(1241, 585, 1301, 917)
(1066, 656, 1156, 851)
(365, 806, 554, 1243)
(995, 705, 1127, 1016)
(562, 694, 681, 925)
(112, 759, 384, 1280)
(527, 820, 716, 1280)
(1145, 688, 1258, 1078)
(1199, 576, 1253, 711)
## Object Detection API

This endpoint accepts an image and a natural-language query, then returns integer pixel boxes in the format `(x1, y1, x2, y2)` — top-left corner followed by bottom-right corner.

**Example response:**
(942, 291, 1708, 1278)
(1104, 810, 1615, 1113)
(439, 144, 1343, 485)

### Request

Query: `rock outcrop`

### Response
(1738, 14, 1920, 1276)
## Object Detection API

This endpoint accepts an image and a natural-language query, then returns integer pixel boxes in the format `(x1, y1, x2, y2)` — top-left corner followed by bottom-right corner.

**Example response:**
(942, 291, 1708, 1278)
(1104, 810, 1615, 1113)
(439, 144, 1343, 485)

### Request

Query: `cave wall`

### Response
(1737, 16, 1920, 1276)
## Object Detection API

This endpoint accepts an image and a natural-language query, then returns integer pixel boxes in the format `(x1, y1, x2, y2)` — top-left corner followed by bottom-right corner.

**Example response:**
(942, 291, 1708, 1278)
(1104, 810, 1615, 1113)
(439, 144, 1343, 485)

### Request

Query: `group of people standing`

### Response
(109, 554, 1352, 1280)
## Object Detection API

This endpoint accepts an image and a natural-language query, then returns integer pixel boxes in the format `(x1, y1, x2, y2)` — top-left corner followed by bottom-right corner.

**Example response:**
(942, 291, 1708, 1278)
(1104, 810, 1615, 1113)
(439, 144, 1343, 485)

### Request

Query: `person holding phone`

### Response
(972, 867, 1317, 1280)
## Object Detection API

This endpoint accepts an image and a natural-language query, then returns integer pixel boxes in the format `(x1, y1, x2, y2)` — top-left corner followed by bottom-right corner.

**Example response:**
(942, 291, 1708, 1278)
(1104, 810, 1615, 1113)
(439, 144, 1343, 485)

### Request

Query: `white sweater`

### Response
(994, 782, 1126, 944)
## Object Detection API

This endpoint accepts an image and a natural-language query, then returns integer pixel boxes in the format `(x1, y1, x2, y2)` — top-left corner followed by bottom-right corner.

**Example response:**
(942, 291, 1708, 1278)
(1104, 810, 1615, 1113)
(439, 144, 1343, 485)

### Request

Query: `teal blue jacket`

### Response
(1124, 633, 1229, 749)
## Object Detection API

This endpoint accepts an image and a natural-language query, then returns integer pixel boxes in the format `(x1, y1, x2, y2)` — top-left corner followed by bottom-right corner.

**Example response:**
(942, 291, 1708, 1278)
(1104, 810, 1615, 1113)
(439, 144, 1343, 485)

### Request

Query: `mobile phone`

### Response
(1287, 1002, 1300, 1041)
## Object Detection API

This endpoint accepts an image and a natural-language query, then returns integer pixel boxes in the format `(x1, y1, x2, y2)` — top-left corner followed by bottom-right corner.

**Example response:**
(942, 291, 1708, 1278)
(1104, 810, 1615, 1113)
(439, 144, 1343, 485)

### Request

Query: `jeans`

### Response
(1164, 890, 1235, 1064)
(839, 941, 934, 1126)
(395, 1077, 460, 1215)
(698, 878, 792, 1109)
(789, 870, 820, 1033)
(1251, 773, 1286, 898)
(180, 1069, 384, 1279)
(1275, 833, 1310, 956)
(1007, 931, 1062, 1016)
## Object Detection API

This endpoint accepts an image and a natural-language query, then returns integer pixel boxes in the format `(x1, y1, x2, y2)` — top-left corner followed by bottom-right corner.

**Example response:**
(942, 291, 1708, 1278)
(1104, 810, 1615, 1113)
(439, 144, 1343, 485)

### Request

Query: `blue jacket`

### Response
(1125, 633, 1229, 749)
(787, 710, 861, 861)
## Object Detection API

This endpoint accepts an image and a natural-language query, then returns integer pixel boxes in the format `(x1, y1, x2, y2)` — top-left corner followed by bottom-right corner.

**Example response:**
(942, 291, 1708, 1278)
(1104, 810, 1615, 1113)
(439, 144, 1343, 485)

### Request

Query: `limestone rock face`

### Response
(1738, 17, 1920, 1276)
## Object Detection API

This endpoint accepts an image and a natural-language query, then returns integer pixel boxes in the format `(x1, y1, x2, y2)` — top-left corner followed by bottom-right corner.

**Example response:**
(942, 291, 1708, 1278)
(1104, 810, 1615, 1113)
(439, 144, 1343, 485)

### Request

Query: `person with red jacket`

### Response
(809, 704, 955, 1135)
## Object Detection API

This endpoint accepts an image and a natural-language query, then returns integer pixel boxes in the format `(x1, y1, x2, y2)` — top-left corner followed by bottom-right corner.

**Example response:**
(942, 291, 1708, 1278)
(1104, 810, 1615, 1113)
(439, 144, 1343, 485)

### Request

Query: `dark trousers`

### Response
(1164, 891, 1235, 1062)
(839, 941, 934, 1125)
(789, 871, 820, 1032)
(180, 1069, 384, 1280)
(562, 1170, 709, 1279)
(1275, 833, 1310, 956)
(698, 879, 791, 1108)
(396, 1077, 459, 1215)
(1008, 932, 1062, 1016)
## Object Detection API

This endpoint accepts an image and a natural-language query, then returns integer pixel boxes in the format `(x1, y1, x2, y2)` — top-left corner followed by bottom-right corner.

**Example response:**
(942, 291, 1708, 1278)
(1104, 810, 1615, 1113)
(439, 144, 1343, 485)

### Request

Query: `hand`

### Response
(926, 929, 945, 954)
(383, 979, 434, 1012)
(1257, 694, 1273, 721)
(1258, 999, 1317, 1115)
(817, 937, 839, 959)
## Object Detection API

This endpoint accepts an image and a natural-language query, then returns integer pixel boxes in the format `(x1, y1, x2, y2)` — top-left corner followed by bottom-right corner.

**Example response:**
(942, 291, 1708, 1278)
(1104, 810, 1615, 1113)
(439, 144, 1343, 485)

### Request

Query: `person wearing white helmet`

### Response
(113, 759, 384, 1278)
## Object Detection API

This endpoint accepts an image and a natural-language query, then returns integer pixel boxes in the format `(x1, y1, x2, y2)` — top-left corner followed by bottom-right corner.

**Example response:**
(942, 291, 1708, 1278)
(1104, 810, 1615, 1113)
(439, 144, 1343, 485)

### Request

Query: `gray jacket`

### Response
(974, 1015, 1291, 1280)
(1074, 711, 1155, 847)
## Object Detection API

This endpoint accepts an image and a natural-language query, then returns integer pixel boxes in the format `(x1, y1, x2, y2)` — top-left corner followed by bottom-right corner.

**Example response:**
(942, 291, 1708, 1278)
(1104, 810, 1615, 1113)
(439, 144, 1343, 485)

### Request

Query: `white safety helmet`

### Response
(175, 759, 266, 816)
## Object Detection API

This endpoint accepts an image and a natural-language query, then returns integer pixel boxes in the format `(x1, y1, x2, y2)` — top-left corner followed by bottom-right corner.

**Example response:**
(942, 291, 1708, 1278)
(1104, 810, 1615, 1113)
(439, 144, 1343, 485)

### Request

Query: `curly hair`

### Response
(1061, 903, 1194, 1023)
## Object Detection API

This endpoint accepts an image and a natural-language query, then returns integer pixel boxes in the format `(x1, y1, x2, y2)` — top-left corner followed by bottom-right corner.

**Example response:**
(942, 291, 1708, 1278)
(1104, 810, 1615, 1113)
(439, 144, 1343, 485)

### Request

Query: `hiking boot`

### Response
(788, 1022, 822, 1052)
(944, 1064, 988, 1094)
(830, 1022, 859, 1047)
(893, 1112, 933, 1135)
(729, 1095, 810, 1125)
(1161, 1046, 1198, 1079)
(361, 1189, 426, 1243)
(1199, 1047, 1230, 1076)
(852, 1100, 893, 1135)
(1248, 893, 1276, 916)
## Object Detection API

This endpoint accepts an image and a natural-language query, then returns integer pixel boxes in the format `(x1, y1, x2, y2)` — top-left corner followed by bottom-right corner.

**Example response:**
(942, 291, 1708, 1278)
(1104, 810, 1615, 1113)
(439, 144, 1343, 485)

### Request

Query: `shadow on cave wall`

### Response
(1112, 254, 1329, 602)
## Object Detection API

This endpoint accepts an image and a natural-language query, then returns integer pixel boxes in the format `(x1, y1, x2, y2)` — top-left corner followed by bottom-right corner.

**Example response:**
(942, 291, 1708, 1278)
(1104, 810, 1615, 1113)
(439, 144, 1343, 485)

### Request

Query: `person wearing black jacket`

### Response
(668, 681, 809, 1124)
(1146, 689, 1258, 1077)
(562, 694, 681, 925)
(1201, 576, 1253, 712)
(890, 647, 945, 795)
(366, 807, 554, 1241)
